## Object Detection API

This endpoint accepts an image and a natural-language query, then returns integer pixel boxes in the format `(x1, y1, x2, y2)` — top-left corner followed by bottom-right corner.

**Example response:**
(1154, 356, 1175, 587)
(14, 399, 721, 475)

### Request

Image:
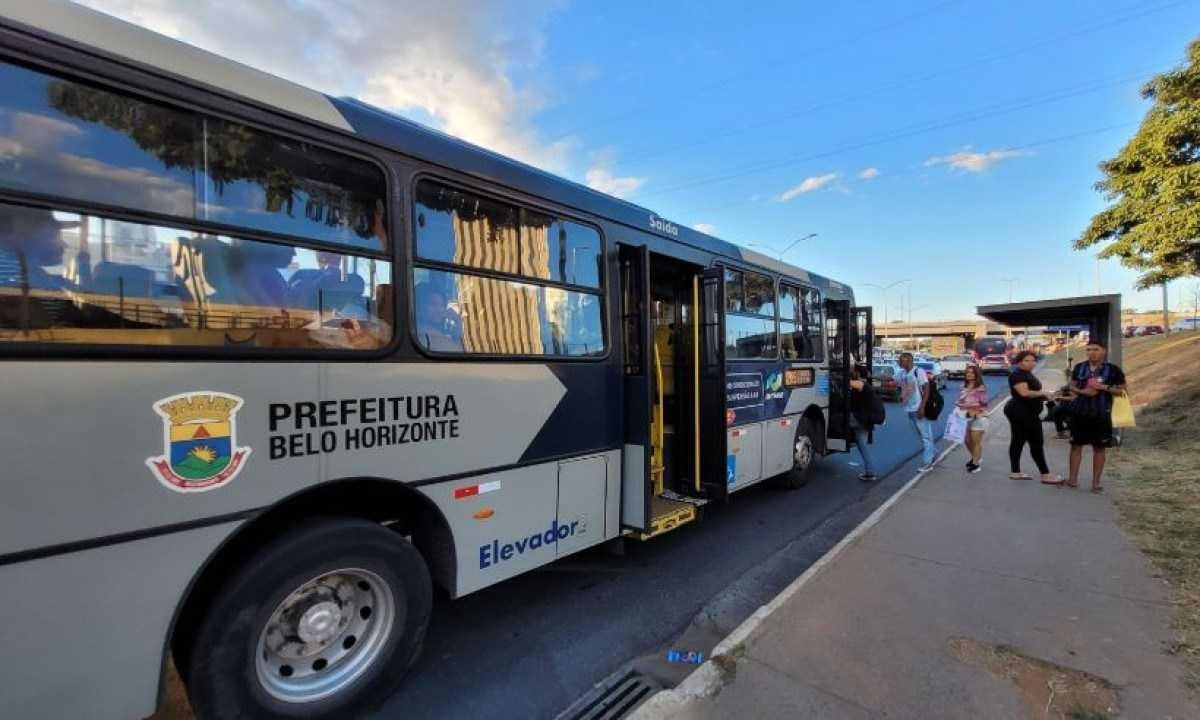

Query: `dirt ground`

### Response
(948, 637, 1120, 719)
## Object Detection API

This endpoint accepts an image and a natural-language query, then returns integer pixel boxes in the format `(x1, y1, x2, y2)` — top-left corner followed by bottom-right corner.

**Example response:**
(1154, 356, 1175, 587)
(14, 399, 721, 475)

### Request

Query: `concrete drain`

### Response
(556, 667, 663, 720)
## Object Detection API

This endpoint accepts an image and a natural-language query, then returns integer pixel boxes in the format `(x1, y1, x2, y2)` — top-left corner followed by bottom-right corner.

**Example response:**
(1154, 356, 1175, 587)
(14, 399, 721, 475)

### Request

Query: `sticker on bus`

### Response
(145, 392, 252, 493)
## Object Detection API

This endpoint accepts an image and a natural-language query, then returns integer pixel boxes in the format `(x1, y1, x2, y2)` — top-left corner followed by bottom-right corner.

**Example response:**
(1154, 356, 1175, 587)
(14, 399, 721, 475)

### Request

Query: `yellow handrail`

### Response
(693, 275, 701, 492)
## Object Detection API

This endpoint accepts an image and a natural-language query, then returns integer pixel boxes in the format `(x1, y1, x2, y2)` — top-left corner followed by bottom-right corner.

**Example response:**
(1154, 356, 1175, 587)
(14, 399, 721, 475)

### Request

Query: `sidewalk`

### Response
(632, 387, 1199, 719)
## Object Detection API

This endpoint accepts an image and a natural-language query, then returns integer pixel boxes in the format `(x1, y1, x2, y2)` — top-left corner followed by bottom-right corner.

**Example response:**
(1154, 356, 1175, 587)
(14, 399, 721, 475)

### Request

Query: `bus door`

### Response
(824, 299, 852, 452)
(619, 244, 652, 533)
(852, 306, 874, 378)
(698, 266, 729, 497)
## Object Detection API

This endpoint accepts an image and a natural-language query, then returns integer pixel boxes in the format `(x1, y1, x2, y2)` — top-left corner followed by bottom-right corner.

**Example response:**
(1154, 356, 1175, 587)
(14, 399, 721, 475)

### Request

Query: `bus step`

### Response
(555, 667, 662, 720)
(659, 488, 709, 507)
(630, 496, 698, 541)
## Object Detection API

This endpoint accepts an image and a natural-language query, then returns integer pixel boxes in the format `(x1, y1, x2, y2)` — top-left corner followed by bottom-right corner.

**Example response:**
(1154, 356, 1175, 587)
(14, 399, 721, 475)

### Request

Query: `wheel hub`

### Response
(794, 435, 813, 469)
(297, 600, 343, 645)
(255, 568, 396, 704)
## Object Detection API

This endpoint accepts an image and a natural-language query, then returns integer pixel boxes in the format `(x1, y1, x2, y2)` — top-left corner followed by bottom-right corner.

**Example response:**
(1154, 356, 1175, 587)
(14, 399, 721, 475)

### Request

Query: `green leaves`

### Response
(1079, 37, 1200, 288)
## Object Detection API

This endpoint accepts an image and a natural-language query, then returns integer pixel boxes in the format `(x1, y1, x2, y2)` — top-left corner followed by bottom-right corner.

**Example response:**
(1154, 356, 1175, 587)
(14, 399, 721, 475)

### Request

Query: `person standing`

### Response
(1064, 340, 1126, 492)
(956, 364, 989, 473)
(1004, 351, 1059, 483)
(849, 364, 883, 481)
(897, 352, 935, 470)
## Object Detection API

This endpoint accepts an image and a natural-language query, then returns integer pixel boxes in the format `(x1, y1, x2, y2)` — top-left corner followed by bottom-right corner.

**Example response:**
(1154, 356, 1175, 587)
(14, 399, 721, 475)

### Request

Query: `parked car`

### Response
(873, 363, 902, 402)
(914, 360, 948, 390)
(1141, 324, 1164, 335)
(980, 354, 1010, 374)
(1123, 325, 1137, 338)
(1171, 317, 1200, 332)
(940, 354, 972, 380)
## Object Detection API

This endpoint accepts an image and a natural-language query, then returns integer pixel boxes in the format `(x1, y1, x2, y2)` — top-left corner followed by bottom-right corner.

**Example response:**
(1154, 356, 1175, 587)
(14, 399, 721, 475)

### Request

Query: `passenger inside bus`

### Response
(414, 281, 463, 352)
(0, 205, 72, 291)
(286, 251, 365, 313)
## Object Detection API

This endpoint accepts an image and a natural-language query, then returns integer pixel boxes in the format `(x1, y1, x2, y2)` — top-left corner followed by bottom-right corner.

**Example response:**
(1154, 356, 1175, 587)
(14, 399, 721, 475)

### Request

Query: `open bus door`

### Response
(852, 306, 874, 378)
(619, 244, 652, 533)
(824, 299, 852, 452)
(698, 266, 729, 498)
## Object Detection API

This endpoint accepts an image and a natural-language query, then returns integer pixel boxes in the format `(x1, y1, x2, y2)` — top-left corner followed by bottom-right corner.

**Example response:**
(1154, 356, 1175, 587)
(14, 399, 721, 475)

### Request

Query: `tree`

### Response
(1077, 37, 1200, 288)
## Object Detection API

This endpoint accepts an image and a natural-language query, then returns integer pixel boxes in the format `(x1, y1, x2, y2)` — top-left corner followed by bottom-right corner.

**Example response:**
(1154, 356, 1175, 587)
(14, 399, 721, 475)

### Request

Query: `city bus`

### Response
(0, 4, 872, 718)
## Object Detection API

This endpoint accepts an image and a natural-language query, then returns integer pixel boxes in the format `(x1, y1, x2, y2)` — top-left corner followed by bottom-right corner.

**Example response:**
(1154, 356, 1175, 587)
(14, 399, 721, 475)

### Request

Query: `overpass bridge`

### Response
(873, 319, 1010, 342)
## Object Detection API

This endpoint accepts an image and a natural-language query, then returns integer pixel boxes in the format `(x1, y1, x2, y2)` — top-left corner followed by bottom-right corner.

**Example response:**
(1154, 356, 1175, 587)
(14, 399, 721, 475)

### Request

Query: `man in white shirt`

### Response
(898, 352, 935, 469)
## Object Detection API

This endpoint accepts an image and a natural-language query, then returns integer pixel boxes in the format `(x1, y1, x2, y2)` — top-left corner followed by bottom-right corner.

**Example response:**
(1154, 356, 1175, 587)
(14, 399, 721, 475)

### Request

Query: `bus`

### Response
(0, 4, 872, 718)
(972, 336, 1009, 361)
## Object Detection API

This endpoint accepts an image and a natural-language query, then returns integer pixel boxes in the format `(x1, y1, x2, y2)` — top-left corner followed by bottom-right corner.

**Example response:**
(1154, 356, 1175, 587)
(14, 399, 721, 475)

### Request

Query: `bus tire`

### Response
(778, 417, 818, 489)
(184, 517, 432, 719)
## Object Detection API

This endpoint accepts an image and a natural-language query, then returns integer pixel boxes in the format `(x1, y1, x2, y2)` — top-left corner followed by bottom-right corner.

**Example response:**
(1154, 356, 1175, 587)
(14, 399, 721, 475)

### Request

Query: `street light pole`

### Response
(778, 232, 818, 258)
(864, 279, 910, 345)
(1000, 277, 1019, 303)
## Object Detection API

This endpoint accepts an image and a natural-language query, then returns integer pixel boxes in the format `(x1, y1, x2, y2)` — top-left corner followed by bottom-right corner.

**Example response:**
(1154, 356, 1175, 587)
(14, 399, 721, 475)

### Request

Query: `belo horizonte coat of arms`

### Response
(146, 392, 252, 492)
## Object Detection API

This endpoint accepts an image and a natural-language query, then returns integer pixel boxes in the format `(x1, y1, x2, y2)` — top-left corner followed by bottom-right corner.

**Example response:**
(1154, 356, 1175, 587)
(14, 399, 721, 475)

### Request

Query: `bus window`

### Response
(725, 268, 777, 359)
(413, 268, 603, 356)
(415, 183, 519, 273)
(520, 212, 601, 288)
(0, 60, 388, 252)
(411, 180, 606, 358)
(781, 284, 822, 361)
(0, 202, 392, 350)
(200, 118, 388, 252)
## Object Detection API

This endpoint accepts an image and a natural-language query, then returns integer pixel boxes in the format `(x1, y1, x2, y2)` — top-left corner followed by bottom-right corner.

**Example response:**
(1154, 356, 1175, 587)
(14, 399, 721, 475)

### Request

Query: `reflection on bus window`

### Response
(520, 212, 602, 288)
(414, 268, 604, 356)
(744, 271, 775, 317)
(726, 314, 776, 359)
(415, 183, 519, 272)
(0, 60, 387, 251)
(724, 268, 743, 312)
(0, 202, 391, 350)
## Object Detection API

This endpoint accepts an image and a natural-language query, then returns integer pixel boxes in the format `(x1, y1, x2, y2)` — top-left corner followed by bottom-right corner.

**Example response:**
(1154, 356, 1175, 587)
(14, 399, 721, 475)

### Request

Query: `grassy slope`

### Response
(1109, 332, 1200, 691)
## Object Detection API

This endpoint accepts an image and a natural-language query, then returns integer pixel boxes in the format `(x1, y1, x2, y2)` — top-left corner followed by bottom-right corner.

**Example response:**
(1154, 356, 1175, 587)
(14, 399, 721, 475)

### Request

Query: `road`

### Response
(375, 373, 1009, 720)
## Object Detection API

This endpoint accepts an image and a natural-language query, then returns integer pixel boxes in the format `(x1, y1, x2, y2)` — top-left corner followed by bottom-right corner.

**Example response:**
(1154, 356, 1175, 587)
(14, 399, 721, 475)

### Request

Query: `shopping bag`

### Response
(945, 409, 968, 444)
(1112, 393, 1136, 428)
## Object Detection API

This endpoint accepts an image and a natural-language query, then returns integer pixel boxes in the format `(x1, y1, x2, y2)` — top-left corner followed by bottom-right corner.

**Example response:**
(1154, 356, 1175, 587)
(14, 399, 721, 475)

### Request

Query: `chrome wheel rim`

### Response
(255, 568, 395, 703)
(794, 434, 814, 472)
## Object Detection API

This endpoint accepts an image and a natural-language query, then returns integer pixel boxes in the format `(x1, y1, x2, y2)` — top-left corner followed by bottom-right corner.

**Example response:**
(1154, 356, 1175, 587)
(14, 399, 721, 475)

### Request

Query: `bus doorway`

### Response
(619, 246, 708, 539)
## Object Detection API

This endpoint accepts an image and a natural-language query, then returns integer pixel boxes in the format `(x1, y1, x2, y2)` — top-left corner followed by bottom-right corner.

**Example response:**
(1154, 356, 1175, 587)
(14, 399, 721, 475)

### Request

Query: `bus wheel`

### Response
(184, 517, 431, 719)
(779, 417, 818, 489)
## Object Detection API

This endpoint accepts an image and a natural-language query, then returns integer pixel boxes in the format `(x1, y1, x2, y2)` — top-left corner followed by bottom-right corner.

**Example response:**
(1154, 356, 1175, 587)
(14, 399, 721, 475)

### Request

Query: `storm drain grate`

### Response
(556, 668, 663, 720)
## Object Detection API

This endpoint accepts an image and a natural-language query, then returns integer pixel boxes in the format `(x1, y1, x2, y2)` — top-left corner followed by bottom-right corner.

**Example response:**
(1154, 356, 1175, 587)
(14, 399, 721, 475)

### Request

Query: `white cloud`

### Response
(584, 167, 646, 198)
(777, 173, 838, 202)
(858, 167, 880, 180)
(923, 148, 1030, 173)
(75, 0, 573, 172)
(692, 223, 718, 235)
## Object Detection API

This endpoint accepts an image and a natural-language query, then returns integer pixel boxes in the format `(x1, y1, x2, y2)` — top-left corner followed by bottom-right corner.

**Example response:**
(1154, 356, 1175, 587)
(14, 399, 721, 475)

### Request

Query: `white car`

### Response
(940, 354, 972, 380)
(1171, 317, 1200, 332)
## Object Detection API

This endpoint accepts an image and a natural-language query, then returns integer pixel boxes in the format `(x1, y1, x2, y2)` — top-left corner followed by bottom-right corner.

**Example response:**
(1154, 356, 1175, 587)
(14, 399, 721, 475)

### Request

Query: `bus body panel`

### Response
(0, 361, 589, 558)
(0, 520, 242, 720)
(418, 449, 620, 597)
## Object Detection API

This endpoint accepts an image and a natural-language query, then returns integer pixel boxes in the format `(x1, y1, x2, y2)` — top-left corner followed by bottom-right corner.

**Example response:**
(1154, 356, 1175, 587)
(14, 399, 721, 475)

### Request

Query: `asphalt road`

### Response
(375, 374, 1009, 720)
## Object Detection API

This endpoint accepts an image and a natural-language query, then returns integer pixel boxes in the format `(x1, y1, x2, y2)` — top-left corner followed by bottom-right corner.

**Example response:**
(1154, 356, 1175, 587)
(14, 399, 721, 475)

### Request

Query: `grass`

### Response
(1108, 332, 1200, 691)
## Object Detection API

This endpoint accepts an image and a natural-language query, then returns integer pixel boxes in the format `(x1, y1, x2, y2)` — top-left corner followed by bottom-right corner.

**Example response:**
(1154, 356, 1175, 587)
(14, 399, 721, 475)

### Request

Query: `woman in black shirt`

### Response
(1004, 351, 1059, 483)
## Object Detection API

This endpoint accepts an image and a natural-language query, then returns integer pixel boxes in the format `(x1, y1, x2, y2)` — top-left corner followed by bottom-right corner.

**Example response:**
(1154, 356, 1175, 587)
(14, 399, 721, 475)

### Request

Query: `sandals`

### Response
(1009, 473, 1032, 480)
(1090, 485, 1104, 494)
(1064, 479, 1079, 489)
(1040, 475, 1064, 485)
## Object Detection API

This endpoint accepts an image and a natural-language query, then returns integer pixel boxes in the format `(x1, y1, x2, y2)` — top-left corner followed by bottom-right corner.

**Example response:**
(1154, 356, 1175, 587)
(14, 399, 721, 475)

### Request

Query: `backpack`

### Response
(868, 384, 886, 425)
(923, 376, 945, 421)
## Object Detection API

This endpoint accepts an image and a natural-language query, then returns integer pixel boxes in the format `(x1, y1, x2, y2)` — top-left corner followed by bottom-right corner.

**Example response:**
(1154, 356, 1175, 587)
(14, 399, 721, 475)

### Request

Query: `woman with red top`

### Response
(956, 364, 989, 472)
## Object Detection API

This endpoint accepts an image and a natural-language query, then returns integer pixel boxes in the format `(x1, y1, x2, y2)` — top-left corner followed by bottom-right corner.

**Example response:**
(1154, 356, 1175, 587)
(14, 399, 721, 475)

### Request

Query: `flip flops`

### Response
(1009, 473, 1032, 480)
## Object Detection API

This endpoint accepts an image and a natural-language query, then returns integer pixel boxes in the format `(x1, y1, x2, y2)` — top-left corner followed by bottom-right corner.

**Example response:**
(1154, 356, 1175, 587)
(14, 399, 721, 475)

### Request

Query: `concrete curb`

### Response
(631, 399, 1010, 719)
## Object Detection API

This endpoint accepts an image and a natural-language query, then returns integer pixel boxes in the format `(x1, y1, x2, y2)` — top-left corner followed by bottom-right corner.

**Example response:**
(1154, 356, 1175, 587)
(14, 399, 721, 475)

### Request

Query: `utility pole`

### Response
(1163, 282, 1170, 334)
(1000, 278, 1019, 303)
(1095, 256, 1102, 295)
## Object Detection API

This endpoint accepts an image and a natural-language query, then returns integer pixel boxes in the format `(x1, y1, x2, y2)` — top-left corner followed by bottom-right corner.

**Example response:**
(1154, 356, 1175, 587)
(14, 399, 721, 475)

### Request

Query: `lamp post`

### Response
(864, 279, 909, 344)
(778, 232, 818, 258)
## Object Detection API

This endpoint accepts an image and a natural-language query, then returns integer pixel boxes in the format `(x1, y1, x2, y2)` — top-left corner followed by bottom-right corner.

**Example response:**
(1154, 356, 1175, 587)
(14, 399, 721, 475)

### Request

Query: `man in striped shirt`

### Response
(1065, 340, 1126, 492)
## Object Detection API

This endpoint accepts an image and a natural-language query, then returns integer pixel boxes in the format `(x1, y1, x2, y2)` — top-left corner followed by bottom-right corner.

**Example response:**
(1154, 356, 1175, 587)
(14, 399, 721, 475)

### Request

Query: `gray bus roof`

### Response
(0, 0, 844, 294)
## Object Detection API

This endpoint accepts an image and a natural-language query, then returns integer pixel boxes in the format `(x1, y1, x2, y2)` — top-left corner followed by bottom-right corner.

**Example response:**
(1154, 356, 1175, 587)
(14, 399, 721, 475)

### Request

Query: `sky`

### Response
(76, 0, 1200, 321)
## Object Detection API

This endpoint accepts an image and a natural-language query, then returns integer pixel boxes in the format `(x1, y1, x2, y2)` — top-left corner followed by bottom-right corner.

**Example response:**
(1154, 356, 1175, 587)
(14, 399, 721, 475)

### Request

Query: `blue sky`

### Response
(84, 0, 1200, 319)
